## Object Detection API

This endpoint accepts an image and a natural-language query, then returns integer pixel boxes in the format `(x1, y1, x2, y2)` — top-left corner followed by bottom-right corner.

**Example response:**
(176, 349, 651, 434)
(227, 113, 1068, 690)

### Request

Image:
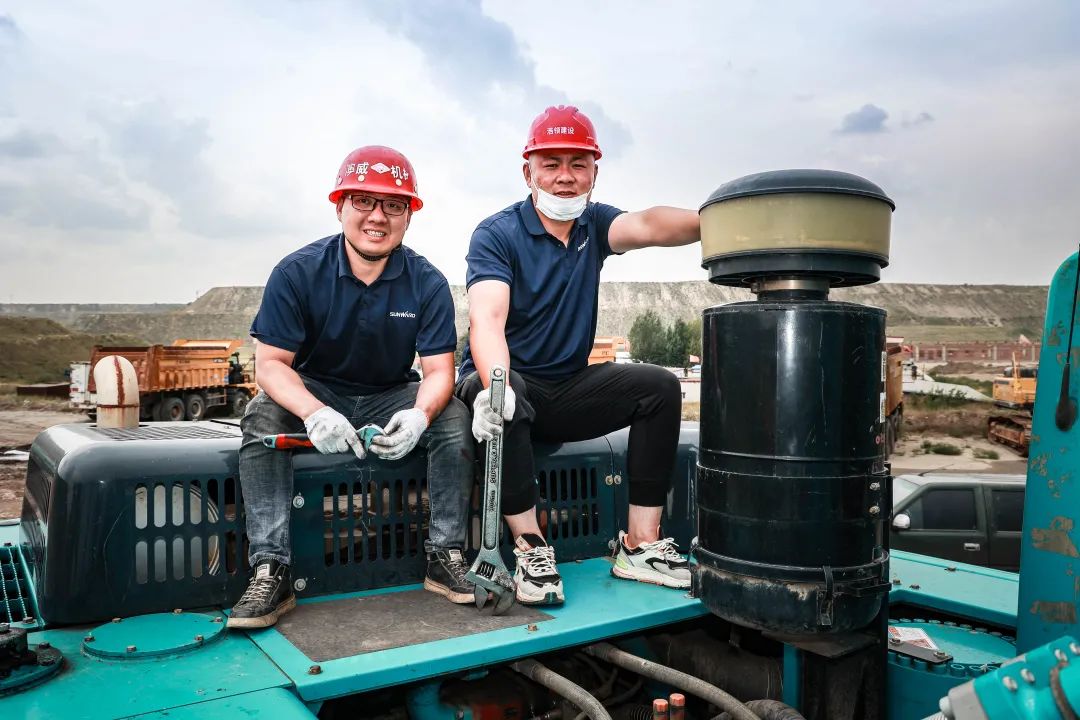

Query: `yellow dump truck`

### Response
(986, 359, 1037, 455)
(70, 339, 256, 421)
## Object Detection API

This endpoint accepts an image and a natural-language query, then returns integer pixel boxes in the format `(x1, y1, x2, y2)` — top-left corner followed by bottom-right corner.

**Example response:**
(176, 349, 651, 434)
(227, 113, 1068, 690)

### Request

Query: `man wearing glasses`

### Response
(457, 106, 700, 606)
(229, 146, 474, 629)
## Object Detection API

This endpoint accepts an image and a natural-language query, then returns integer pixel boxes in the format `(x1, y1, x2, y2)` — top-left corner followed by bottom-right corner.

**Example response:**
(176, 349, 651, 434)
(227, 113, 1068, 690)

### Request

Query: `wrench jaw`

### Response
(466, 559, 517, 615)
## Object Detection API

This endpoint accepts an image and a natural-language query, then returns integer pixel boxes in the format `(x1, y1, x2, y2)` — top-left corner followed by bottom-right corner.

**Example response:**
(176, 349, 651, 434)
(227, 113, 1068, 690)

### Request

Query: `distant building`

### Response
(590, 336, 631, 365)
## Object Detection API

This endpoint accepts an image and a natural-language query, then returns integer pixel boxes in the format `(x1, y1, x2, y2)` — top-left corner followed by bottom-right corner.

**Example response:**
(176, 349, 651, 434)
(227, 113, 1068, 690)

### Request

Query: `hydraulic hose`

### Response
(512, 658, 613, 720)
(584, 643, 760, 720)
(714, 699, 807, 720)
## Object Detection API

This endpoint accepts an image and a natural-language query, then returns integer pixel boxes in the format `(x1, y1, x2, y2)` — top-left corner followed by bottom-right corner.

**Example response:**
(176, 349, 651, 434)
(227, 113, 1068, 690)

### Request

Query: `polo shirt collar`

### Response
(335, 233, 406, 282)
(519, 195, 590, 238)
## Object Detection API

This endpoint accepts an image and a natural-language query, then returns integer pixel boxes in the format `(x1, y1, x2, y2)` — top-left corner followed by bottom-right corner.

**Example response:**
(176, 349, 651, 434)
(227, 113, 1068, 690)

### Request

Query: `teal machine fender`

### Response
(1017, 251, 1080, 653)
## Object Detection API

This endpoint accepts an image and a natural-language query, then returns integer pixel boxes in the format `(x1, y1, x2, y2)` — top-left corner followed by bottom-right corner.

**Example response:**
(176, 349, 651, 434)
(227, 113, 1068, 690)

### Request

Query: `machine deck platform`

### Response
(247, 556, 705, 702)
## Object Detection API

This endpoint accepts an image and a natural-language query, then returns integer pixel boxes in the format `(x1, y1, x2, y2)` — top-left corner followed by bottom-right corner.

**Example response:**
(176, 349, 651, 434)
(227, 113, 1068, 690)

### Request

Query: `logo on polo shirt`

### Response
(389, 311, 417, 319)
(577, 236, 589, 252)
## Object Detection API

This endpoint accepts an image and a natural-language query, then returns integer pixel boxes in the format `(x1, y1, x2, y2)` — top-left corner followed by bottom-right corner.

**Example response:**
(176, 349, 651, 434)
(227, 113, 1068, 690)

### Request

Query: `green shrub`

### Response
(926, 442, 963, 456)
(973, 448, 1000, 460)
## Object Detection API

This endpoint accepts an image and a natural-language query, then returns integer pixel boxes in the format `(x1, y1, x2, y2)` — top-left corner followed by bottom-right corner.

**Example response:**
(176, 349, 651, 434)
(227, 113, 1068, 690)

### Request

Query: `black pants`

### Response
(456, 362, 683, 515)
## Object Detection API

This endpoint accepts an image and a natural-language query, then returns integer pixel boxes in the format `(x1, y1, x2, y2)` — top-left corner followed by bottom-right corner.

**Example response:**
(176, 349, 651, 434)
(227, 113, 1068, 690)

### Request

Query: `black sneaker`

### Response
(513, 533, 564, 605)
(424, 547, 475, 604)
(227, 558, 296, 629)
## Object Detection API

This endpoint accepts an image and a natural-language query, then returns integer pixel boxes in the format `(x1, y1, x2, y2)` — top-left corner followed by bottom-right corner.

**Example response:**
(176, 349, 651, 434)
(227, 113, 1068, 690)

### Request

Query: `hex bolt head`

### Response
(889, 636, 901, 645)
(292, 495, 305, 509)
(870, 482, 881, 491)
(869, 506, 881, 516)
(294, 578, 308, 592)
(892, 579, 902, 585)
(194, 634, 204, 643)
(1021, 668, 1036, 684)
(126, 645, 137, 653)
(604, 475, 613, 486)
(173, 608, 183, 615)
(308, 664, 322, 675)
(22, 616, 35, 624)
(1056, 648, 1069, 663)
(212, 616, 223, 623)
(1071, 642, 1080, 656)
(909, 584, 921, 590)
(613, 475, 622, 485)
(112, 617, 122, 624)
(527, 624, 538, 632)
(37, 641, 51, 650)
(933, 650, 948, 659)
(1003, 676, 1019, 692)
(84, 634, 95, 642)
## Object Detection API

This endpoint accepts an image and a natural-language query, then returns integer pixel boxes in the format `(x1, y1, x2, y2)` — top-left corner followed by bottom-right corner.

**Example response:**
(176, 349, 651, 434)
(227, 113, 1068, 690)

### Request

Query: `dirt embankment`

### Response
(0, 316, 143, 384)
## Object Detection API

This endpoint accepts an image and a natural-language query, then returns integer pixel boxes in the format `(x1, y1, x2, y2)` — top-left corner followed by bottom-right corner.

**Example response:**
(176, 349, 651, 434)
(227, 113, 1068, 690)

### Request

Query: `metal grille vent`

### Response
(539, 467, 601, 541)
(94, 425, 239, 441)
(0, 544, 36, 624)
(132, 478, 246, 585)
(323, 477, 429, 566)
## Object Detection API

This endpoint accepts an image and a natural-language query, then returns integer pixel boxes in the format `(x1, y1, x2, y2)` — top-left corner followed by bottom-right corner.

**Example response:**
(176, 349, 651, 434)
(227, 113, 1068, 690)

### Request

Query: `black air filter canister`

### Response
(692, 169, 894, 635)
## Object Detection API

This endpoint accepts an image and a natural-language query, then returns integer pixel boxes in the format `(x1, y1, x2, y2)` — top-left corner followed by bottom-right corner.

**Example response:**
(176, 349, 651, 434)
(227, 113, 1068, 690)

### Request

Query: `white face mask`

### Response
(532, 183, 589, 221)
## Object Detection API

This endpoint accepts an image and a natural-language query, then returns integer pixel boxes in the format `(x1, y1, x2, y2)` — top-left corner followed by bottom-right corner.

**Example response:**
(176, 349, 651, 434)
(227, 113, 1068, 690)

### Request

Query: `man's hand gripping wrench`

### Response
(465, 365, 516, 615)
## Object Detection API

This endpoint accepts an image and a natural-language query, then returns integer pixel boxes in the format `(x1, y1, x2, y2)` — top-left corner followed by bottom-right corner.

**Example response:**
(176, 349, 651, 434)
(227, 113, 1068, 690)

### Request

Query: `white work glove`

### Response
(471, 385, 516, 442)
(369, 408, 429, 461)
(303, 406, 365, 459)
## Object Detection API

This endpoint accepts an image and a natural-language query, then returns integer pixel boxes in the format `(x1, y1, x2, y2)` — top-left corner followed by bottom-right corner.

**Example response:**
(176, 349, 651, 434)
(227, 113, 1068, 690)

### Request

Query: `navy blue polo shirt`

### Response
(459, 196, 624, 379)
(251, 234, 456, 395)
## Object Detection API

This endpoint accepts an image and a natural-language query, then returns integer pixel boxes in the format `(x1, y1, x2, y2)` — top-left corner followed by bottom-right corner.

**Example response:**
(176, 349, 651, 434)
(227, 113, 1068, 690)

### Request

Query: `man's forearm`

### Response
(257, 360, 325, 421)
(470, 323, 511, 388)
(414, 367, 454, 424)
(643, 206, 700, 248)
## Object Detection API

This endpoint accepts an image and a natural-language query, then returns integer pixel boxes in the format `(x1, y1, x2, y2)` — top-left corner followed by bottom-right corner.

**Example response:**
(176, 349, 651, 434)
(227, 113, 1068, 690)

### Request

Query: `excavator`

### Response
(986, 354, 1038, 455)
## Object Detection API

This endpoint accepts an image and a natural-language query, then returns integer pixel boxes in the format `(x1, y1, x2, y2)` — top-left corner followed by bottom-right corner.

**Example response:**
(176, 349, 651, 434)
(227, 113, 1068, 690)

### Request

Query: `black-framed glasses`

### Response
(349, 194, 409, 216)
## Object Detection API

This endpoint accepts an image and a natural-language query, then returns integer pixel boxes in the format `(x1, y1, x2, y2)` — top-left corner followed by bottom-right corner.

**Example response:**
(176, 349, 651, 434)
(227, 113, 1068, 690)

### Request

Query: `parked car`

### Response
(890, 473, 1025, 572)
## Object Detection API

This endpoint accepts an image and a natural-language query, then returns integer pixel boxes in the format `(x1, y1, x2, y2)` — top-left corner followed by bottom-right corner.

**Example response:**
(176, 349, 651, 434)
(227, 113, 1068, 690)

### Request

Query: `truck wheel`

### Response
(158, 397, 185, 422)
(185, 393, 207, 421)
(230, 390, 251, 417)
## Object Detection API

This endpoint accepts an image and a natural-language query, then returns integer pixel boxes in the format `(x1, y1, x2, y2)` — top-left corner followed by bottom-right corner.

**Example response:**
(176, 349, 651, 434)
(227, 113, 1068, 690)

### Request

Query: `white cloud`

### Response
(0, 0, 1077, 301)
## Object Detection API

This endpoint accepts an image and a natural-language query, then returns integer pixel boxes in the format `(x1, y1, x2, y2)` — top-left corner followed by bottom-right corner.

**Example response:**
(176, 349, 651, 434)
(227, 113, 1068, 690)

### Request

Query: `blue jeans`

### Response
(239, 376, 474, 566)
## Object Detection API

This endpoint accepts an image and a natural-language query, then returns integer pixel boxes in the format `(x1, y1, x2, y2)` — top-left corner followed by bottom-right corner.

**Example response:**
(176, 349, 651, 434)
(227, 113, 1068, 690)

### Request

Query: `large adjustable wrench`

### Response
(465, 365, 516, 615)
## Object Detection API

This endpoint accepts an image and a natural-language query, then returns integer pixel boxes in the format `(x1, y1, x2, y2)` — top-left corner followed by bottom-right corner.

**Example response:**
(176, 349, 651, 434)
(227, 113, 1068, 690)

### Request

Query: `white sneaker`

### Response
(611, 530, 691, 589)
(512, 533, 564, 605)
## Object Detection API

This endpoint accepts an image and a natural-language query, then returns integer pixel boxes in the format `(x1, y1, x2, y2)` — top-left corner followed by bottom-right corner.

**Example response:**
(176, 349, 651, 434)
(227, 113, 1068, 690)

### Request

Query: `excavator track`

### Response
(987, 412, 1032, 456)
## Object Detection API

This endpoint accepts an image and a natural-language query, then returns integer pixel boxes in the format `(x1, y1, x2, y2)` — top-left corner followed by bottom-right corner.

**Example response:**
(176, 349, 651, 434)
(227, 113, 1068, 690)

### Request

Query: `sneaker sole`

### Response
(611, 564, 690, 589)
(423, 577, 475, 604)
(226, 595, 297, 629)
(516, 589, 564, 606)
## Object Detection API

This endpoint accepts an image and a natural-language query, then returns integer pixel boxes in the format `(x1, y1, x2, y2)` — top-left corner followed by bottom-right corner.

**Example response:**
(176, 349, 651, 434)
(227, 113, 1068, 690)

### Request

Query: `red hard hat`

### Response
(522, 105, 602, 160)
(329, 145, 423, 211)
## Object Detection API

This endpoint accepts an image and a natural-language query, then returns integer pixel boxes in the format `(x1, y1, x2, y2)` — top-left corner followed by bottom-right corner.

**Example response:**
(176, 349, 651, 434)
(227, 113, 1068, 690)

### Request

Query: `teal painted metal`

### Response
(83, 612, 226, 659)
(0, 621, 293, 719)
(406, 678, 476, 720)
(782, 644, 802, 710)
(244, 557, 708, 703)
(958, 635, 1080, 718)
(886, 619, 1014, 720)
(1, 537, 39, 627)
(0, 640, 62, 697)
(1018, 252, 1080, 654)
(889, 550, 1019, 628)
(126, 687, 316, 719)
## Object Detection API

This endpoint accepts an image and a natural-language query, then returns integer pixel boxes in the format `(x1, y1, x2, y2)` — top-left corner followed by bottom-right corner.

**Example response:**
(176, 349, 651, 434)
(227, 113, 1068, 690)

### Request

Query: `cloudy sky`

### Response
(1, 1, 1077, 302)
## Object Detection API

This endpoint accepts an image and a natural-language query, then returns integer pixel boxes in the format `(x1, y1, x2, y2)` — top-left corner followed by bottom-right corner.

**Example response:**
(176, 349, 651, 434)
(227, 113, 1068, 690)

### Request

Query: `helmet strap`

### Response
(345, 236, 398, 263)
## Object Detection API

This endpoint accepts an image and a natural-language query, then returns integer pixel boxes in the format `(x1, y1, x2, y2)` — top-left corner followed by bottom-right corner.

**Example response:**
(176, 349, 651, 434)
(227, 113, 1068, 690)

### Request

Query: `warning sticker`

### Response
(888, 626, 939, 650)
(879, 392, 886, 423)
(880, 351, 887, 383)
